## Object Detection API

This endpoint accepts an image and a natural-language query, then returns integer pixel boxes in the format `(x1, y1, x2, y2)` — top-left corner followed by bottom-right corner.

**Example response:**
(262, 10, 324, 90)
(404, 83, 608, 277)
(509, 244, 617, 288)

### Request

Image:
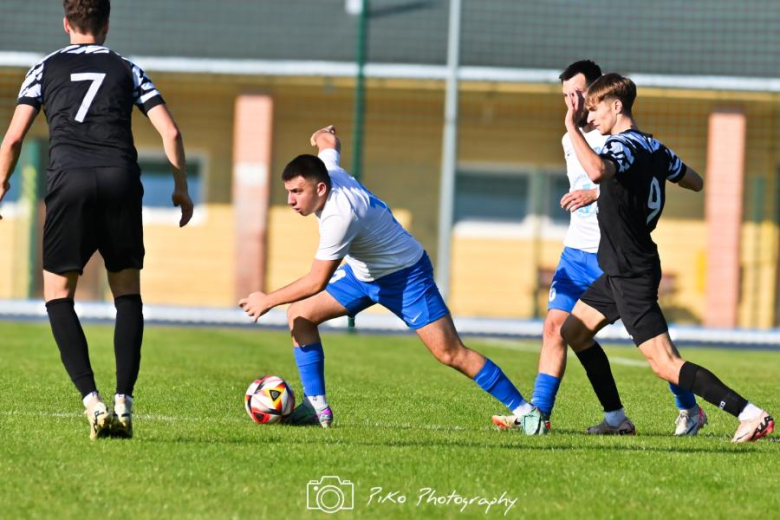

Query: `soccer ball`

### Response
(244, 376, 296, 424)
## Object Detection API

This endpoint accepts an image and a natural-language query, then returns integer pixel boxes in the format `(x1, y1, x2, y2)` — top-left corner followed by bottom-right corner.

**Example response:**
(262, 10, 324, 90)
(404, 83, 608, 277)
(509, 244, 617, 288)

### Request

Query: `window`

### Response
(3, 167, 22, 203)
(455, 172, 529, 223)
(545, 174, 571, 225)
(136, 153, 207, 225)
(0, 165, 26, 218)
(138, 156, 203, 208)
(454, 166, 569, 238)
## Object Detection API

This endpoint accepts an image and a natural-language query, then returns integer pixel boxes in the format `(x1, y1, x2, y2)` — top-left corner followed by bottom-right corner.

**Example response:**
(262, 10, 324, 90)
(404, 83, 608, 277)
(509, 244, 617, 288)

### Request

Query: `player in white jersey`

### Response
(239, 126, 544, 431)
(492, 61, 705, 437)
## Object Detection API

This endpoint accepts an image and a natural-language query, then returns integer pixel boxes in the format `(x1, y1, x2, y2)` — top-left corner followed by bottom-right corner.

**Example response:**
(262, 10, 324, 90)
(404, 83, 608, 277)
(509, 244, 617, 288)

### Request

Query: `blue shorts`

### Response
(326, 253, 450, 330)
(548, 247, 603, 313)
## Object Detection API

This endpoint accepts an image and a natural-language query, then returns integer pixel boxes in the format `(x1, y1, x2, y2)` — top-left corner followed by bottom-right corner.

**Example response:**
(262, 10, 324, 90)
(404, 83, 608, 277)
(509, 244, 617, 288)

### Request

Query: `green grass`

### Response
(0, 321, 778, 519)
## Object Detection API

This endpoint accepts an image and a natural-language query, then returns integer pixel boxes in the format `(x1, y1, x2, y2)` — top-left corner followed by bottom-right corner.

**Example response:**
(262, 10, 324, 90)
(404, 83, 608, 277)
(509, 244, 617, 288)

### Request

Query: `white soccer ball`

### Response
(244, 376, 296, 424)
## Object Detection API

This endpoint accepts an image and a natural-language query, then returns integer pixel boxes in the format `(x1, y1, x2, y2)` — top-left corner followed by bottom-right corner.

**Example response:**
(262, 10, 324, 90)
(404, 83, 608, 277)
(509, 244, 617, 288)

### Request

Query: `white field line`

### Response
(479, 338, 649, 367)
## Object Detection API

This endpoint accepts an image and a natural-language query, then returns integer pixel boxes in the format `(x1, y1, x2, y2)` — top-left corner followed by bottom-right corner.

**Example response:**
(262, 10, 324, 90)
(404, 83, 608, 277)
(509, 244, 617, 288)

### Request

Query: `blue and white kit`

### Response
(315, 149, 449, 329)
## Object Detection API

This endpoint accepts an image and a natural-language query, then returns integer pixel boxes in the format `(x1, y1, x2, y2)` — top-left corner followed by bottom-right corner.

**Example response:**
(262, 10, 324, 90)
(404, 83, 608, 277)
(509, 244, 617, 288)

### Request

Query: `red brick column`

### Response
(704, 110, 746, 328)
(233, 95, 274, 300)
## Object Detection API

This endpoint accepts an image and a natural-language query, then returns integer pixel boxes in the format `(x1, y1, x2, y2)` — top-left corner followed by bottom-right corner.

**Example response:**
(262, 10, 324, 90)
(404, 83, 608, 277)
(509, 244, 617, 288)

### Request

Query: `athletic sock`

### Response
(737, 402, 763, 422)
(604, 408, 627, 427)
(531, 373, 561, 416)
(82, 391, 102, 408)
(677, 361, 748, 417)
(473, 358, 531, 414)
(46, 298, 97, 398)
(575, 342, 623, 412)
(114, 393, 134, 406)
(306, 394, 329, 413)
(114, 294, 143, 396)
(668, 382, 697, 410)
(293, 342, 326, 398)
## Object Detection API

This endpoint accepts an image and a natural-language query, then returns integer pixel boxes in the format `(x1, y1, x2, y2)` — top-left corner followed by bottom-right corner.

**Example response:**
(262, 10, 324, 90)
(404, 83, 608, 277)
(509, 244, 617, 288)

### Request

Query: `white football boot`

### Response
(84, 392, 111, 440)
(732, 411, 774, 443)
(111, 394, 134, 438)
(674, 405, 708, 436)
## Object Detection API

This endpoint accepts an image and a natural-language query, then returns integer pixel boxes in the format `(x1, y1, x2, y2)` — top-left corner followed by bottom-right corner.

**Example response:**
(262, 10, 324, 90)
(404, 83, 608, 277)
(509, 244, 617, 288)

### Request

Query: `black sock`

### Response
(114, 294, 144, 396)
(678, 362, 747, 417)
(575, 342, 623, 412)
(46, 298, 96, 398)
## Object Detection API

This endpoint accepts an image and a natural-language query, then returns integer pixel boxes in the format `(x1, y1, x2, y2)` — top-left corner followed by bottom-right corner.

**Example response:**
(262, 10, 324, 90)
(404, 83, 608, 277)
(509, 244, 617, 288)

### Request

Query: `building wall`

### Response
(0, 70, 240, 306)
(1, 68, 778, 327)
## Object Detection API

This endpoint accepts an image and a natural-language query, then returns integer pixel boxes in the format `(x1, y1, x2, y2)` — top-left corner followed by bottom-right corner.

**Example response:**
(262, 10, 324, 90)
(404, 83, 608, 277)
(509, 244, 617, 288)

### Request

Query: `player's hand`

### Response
(561, 188, 598, 212)
(310, 125, 337, 147)
(238, 292, 272, 323)
(172, 187, 194, 227)
(0, 181, 9, 220)
(564, 91, 582, 130)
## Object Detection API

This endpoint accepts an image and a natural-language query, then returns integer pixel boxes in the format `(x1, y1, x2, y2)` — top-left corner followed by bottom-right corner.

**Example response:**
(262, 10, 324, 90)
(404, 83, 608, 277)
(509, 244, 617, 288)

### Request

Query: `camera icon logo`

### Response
(307, 476, 355, 514)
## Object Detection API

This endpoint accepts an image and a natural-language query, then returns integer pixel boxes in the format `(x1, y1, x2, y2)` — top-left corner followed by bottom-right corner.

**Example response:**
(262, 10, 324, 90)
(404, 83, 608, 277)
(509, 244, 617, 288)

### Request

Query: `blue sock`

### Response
(531, 373, 561, 416)
(474, 358, 526, 412)
(669, 382, 697, 410)
(293, 343, 326, 396)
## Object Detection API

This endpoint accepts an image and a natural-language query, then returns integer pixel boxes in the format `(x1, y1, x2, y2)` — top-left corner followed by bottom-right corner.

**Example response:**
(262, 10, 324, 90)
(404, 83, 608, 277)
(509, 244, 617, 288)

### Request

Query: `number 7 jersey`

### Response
(596, 129, 687, 276)
(17, 44, 164, 171)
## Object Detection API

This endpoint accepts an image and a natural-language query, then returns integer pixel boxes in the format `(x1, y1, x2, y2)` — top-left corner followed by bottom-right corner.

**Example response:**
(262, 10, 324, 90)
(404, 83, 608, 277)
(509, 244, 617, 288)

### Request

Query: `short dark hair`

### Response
(63, 0, 111, 36)
(282, 155, 331, 190)
(559, 60, 602, 86)
(586, 73, 637, 115)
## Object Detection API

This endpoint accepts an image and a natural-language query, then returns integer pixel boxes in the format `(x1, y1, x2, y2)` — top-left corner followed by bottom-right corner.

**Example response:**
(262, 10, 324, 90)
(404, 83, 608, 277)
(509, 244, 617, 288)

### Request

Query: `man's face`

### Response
(285, 176, 326, 216)
(587, 99, 619, 135)
(562, 73, 589, 127)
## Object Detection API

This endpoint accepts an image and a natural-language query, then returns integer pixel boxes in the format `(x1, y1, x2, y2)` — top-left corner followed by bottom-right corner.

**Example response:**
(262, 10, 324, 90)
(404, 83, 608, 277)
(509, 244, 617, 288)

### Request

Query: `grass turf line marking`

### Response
(480, 338, 649, 367)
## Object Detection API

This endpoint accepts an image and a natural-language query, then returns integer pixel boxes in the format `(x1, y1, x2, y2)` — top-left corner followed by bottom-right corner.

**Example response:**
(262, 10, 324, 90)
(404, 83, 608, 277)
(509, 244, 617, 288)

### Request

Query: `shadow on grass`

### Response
(134, 430, 761, 455)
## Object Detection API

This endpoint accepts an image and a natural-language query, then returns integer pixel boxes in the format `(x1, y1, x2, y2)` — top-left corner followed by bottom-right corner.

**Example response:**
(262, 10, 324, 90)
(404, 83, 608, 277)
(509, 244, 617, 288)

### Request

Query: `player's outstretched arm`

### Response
(148, 104, 193, 227)
(0, 105, 39, 220)
(310, 125, 341, 155)
(238, 258, 341, 322)
(676, 167, 704, 192)
(564, 94, 615, 183)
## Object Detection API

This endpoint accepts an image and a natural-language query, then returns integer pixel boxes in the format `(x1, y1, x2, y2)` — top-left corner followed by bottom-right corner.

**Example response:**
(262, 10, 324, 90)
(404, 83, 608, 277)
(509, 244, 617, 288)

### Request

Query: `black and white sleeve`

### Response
(599, 136, 636, 175)
(17, 60, 45, 110)
(664, 146, 687, 183)
(126, 59, 165, 115)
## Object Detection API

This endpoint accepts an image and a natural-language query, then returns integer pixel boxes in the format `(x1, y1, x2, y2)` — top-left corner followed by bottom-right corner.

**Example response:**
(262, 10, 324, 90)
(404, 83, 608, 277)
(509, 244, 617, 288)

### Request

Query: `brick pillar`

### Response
(233, 95, 273, 299)
(704, 110, 746, 327)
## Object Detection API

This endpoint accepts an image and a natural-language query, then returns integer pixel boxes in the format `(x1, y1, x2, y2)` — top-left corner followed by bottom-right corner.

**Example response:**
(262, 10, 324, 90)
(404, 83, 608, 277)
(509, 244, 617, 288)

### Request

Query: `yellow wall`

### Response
(0, 71, 240, 306)
(142, 204, 236, 306)
(1, 67, 779, 326)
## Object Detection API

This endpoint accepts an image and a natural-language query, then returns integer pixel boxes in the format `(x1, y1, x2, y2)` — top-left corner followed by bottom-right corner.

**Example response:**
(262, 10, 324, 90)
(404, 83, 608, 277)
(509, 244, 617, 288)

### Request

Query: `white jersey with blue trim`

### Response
(561, 128, 609, 253)
(314, 149, 424, 282)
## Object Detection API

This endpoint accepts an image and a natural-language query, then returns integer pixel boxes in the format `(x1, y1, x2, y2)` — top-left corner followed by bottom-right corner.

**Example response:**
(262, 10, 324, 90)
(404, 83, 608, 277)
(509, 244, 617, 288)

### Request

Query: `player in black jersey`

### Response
(559, 72, 773, 443)
(0, 0, 193, 440)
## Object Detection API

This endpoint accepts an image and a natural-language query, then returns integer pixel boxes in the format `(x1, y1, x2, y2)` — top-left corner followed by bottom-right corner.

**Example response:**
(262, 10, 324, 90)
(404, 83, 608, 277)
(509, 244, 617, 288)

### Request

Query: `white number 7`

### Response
(70, 73, 106, 123)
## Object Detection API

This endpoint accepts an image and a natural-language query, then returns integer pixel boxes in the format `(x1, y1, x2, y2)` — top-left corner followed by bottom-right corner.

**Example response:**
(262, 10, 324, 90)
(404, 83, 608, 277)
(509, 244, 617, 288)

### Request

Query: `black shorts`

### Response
(43, 167, 144, 274)
(580, 269, 668, 346)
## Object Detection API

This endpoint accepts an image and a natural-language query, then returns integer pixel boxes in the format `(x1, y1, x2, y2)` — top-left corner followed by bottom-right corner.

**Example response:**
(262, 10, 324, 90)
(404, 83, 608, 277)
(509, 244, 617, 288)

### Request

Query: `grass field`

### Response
(0, 321, 778, 519)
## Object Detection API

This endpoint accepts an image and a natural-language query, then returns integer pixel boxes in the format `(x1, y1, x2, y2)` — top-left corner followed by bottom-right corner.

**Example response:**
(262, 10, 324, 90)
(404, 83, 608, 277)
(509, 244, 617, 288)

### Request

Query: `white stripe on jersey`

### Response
(18, 83, 41, 100)
(138, 90, 160, 104)
(65, 45, 110, 55)
(18, 67, 42, 95)
(121, 56, 161, 107)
